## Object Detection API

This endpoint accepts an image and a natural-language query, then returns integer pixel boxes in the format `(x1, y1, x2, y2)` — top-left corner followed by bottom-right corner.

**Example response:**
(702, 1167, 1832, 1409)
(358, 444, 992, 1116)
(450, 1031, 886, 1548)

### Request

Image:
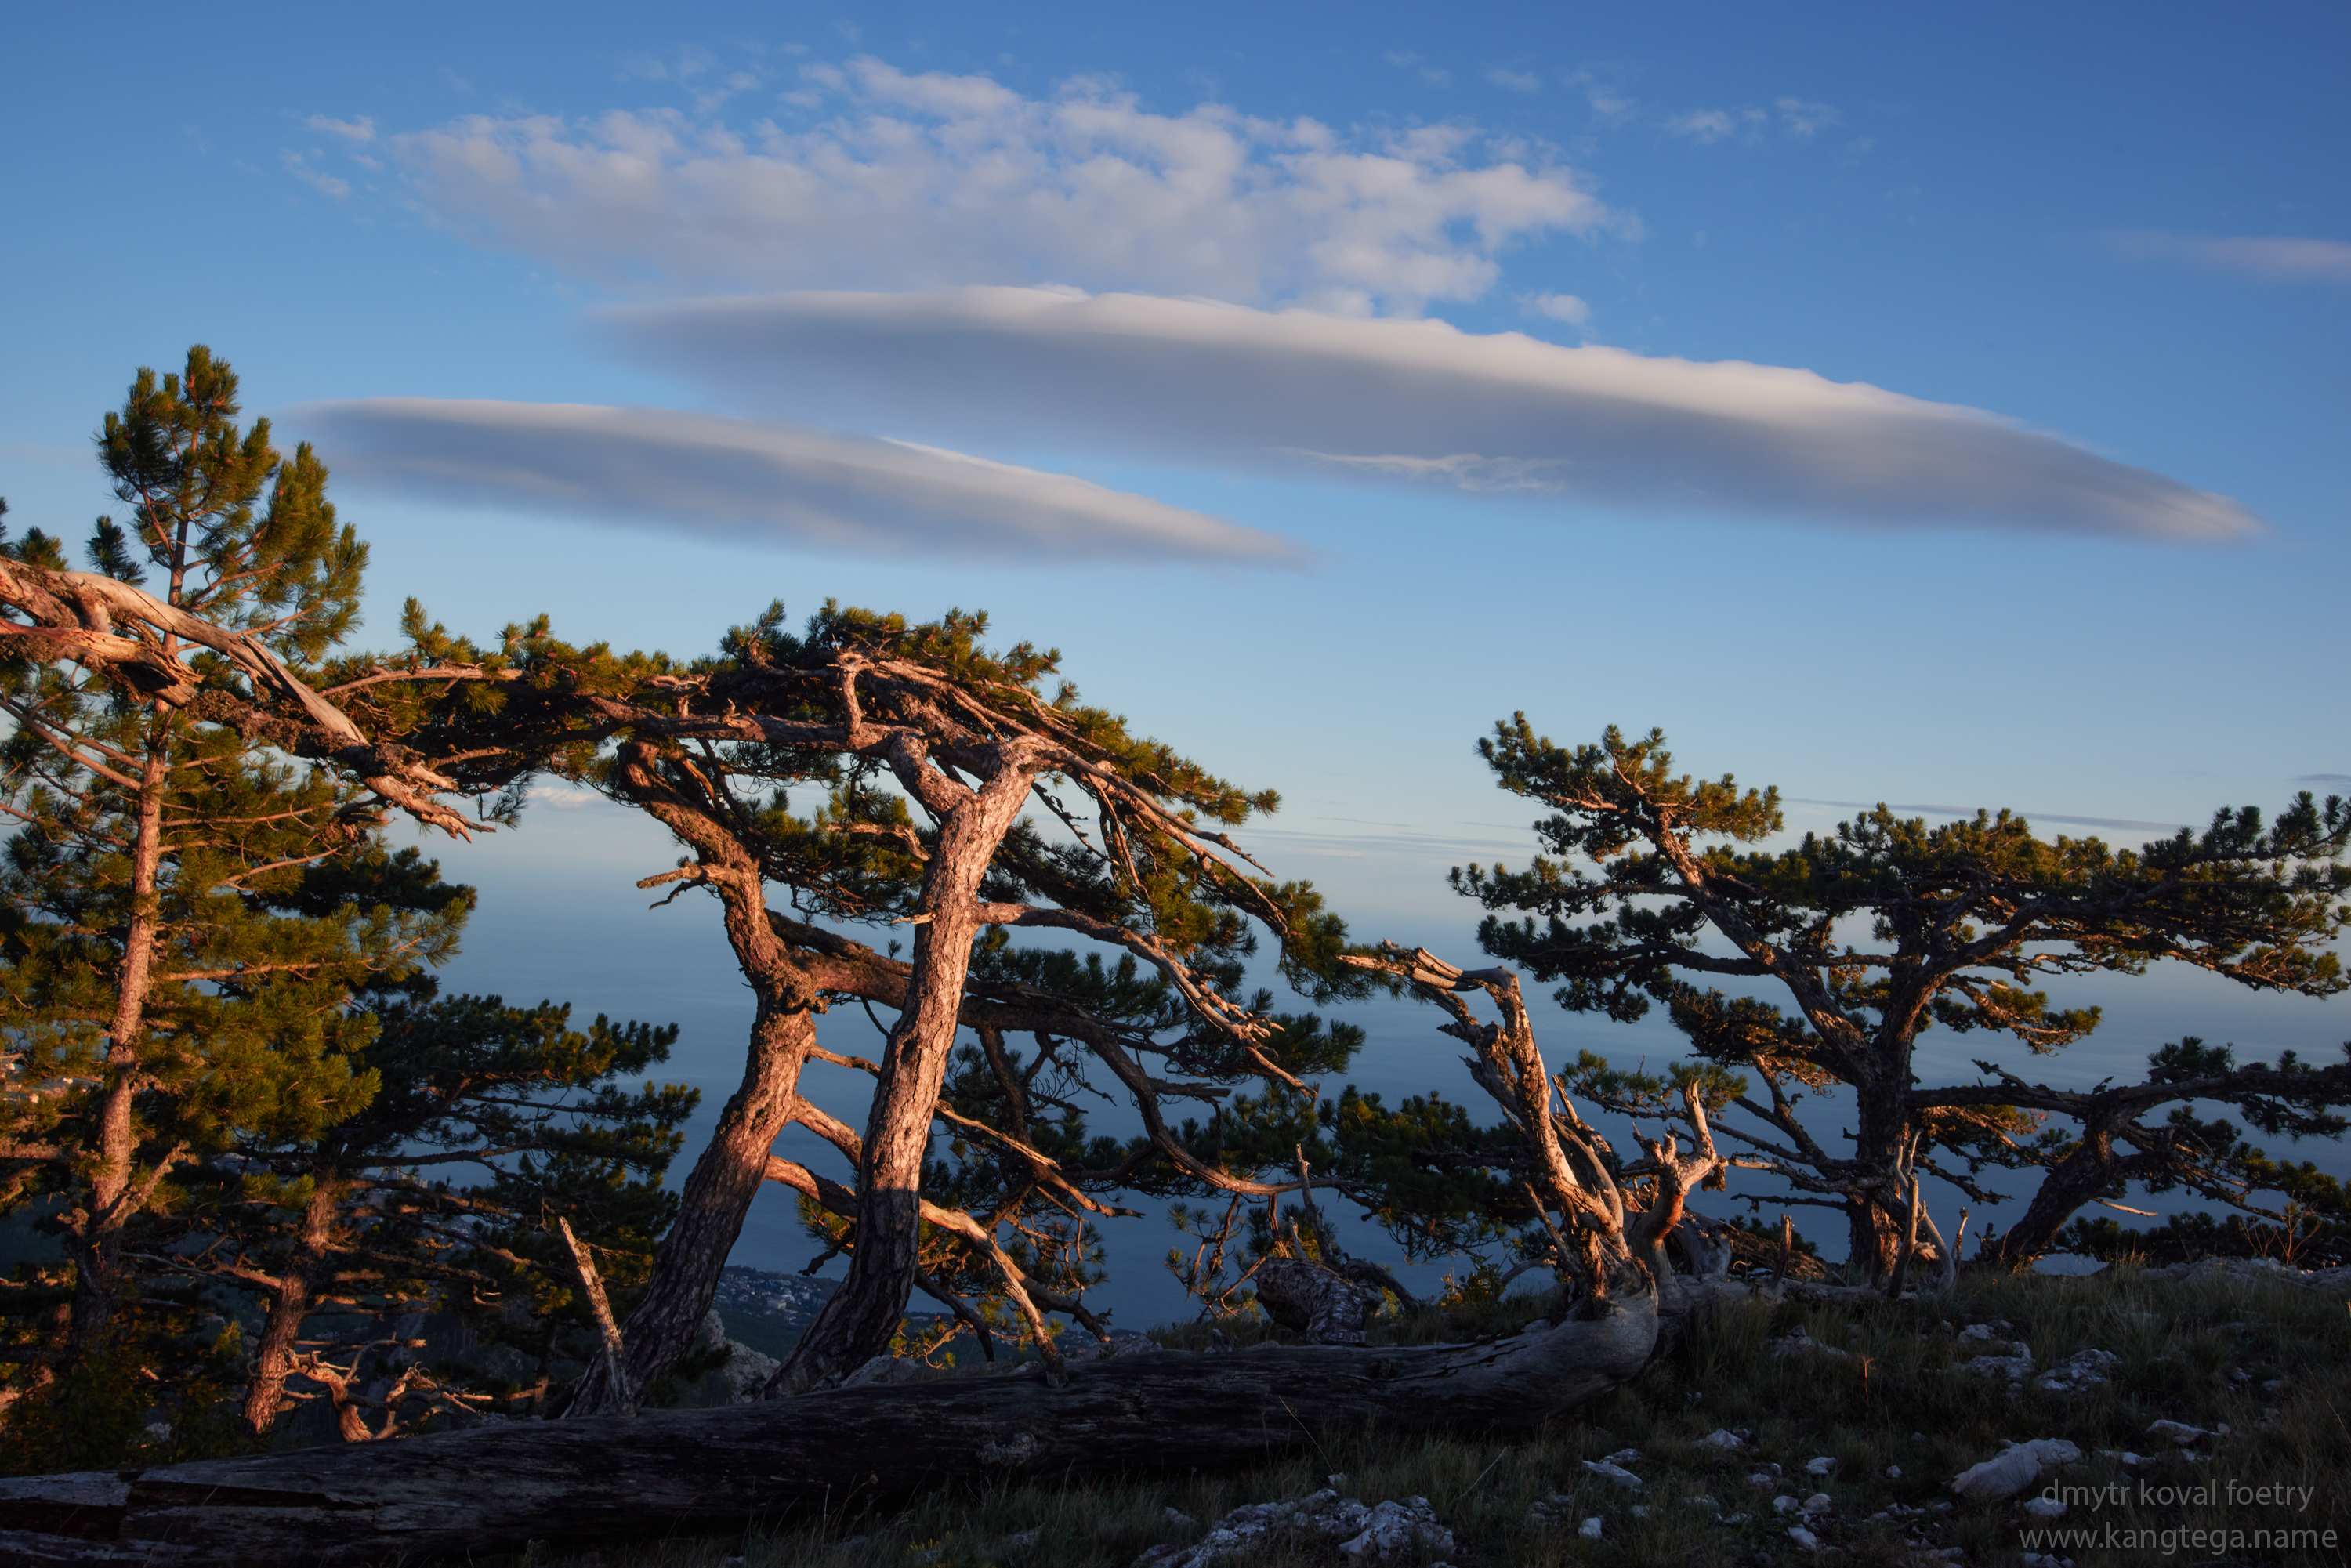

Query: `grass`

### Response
(429, 1268, 2351, 1566)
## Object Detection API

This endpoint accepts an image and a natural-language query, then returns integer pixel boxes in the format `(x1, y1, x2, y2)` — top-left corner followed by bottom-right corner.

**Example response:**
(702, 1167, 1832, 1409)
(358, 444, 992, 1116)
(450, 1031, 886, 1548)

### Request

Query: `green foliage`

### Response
(0, 350, 694, 1445)
(1, 349, 471, 1365)
(1444, 718, 2351, 1274)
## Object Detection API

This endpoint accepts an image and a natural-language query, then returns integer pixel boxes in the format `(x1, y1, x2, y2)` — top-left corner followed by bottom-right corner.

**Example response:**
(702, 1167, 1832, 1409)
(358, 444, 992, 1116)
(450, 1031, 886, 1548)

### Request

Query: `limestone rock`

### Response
(1951, 1439, 2080, 1503)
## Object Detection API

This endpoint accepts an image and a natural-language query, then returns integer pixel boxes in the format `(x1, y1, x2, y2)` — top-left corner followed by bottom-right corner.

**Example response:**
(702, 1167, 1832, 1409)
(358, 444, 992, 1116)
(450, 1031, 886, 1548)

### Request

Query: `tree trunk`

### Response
(565, 1001, 816, 1416)
(779, 756, 1040, 1390)
(1845, 1058, 1914, 1284)
(68, 713, 174, 1354)
(240, 1178, 343, 1436)
(1974, 1127, 2125, 1273)
(564, 742, 831, 1415)
(0, 1294, 1657, 1567)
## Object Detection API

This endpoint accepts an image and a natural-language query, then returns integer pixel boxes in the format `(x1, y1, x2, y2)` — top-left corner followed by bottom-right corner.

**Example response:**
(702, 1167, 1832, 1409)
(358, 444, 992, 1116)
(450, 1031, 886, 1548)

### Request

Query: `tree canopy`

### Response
(1439, 719, 2351, 1278)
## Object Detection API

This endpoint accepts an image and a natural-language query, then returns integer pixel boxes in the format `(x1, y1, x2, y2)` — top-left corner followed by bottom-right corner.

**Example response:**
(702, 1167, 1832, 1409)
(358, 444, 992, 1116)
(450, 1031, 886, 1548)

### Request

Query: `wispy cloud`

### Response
(383, 57, 1607, 314)
(1665, 99, 1842, 146)
(295, 398, 1304, 564)
(1773, 98, 1841, 138)
(2107, 230, 2351, 286)
(1665, 107, 1764, 144)
(531, 780, 613, 811)
(1485, 66, 1541, 93)
(1520, 291, 1592, 328)
(1787, 798, 2186, 835)
(603, 287, 2266, 542)
(1562, 68, 1638, 125)
(304, 114, 375, 143)
(281, 151, 350, 198)
(1383, 51, 1452, 87)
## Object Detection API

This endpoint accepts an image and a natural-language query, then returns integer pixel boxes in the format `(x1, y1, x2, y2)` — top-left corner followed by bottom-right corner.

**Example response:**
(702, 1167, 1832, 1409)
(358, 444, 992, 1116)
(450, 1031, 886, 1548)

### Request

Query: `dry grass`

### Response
(498, 1267, 2350, 1568)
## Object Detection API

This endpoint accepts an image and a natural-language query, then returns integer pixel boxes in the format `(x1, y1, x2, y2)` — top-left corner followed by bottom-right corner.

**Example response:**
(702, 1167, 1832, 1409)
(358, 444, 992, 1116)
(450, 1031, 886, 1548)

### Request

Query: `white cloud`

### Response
(386, 57, 1607, 313)
(601, 287, 2266, 542)
(531, 780, 612, 811)
(305, 114, 375, 142)
(1774, 98, 1841, 138)
(1563, 69, 1638, 125)
(1522, 292, 1592, 327)
(281, 152, 350, 199)
(295, 397, 1303, 564)
(1666, 101, 1838, 145)
(1486, 66, 1541, 92)
(1664, 107, 1762, 144)
(2108, 230, 2351, 285)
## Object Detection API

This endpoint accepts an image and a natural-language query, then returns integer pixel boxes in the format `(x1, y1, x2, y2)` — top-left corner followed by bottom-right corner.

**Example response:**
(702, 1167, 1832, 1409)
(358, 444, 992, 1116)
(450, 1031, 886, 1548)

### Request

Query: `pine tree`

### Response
(288, 599, 1362, 1400)
(1439, 720, 2351, 1280)
(0, 349, 467, 1370)
(173, 981, 692, 1438)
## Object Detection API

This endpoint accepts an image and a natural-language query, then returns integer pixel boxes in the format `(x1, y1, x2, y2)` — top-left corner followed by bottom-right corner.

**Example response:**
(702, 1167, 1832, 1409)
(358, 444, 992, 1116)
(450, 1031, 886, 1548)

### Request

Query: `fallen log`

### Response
(0, 1294, 1657, 1566)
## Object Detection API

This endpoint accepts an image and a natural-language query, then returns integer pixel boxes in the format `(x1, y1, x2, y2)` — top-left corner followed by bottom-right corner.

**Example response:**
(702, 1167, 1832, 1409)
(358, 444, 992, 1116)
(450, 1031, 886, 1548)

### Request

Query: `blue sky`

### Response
(5, 3, 2349, 1304)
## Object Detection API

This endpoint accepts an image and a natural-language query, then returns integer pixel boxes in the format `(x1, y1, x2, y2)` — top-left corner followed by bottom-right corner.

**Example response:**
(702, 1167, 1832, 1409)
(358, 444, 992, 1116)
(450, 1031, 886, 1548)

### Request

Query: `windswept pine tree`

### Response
(0, 352, 694, 1464)
(1432, 720, 2351, 1281)
(346, 600, 1365, 1402)
(0, 350, 471, 1368)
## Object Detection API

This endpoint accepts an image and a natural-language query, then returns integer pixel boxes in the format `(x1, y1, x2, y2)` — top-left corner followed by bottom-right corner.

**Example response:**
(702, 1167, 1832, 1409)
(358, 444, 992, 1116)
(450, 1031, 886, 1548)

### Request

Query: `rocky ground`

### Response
(502, 1256, 2351, 1568)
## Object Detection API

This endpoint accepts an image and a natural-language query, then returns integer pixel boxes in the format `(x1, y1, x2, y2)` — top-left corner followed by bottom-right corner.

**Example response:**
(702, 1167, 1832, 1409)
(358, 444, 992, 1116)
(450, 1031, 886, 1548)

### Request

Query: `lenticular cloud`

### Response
(600, 287, 2263, 542)
(296, 398, 1302, 564)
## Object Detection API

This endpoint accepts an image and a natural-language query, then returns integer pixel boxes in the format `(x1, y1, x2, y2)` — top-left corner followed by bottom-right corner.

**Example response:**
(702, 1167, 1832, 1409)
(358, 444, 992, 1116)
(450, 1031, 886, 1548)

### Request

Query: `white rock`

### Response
(694, 1309, 783, 1402)
(1962, 1349, 2036, 1383)
(1806, 1455, 1837, 1476)
(1581, 1458, 1643, 1489)
(1337, 1496, 1452, 1561)
(1951, 1439, 2081, 1503)
(1958, 1322, 1998, 1342)
(2023, 1496, 2067, 1519)
(1788, 1524, 1820, 1549)
(1578, 1516, 1603, 1539)
(1773, 1494, 1799, 1513)
(1603, 1447, 1644, 1465)
(2143, 1255, 2351, 1295)
(1700, 1428, 1745, 1450)
(2020, 1554, 2076, 1567)
(2146, 1419, 2211, 1447)
(2038, 1349, 2120, 1392)
(1138, 1489, 1381, 1568)
(1802, 1493, 1832, 1515)
(1886, 1465, 1902, 1479)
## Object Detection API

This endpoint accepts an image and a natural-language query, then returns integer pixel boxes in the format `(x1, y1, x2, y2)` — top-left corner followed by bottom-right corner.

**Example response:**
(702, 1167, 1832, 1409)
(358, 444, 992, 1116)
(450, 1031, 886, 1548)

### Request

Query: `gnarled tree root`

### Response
(0, 1294, 1656, 1567)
